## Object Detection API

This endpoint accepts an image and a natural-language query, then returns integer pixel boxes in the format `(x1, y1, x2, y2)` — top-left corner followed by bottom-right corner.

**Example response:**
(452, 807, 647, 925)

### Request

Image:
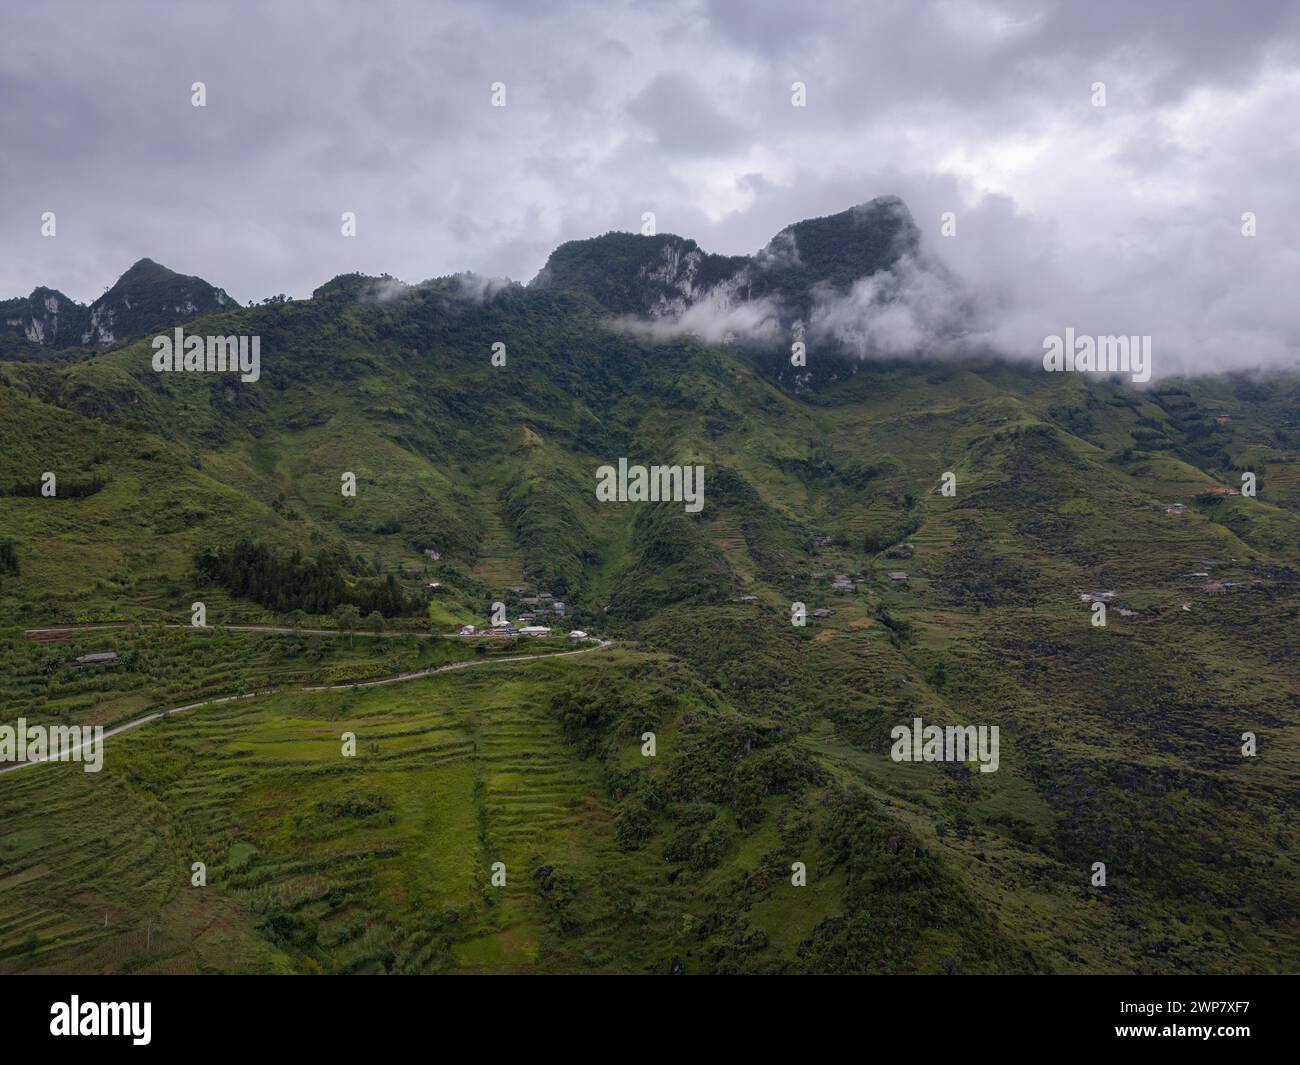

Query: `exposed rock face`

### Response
(530, 230, 749, 316)
(0, 287, 89, 352)
(4, 198, 921, 360)
(529, 196, 921, 328)
(81, 258, 232, 345)
(0, 258, 232, 356)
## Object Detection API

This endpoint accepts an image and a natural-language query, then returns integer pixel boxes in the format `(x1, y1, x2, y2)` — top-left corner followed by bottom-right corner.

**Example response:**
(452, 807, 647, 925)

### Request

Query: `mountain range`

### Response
(0, 197, 1296, 975)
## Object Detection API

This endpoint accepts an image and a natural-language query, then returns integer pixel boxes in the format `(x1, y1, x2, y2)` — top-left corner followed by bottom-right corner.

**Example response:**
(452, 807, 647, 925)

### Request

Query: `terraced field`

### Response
(0, 652, 629, 973)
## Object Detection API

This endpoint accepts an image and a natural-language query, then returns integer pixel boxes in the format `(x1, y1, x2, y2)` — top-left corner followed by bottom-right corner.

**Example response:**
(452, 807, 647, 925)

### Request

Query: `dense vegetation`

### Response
(195, 540, 422, 617)
(1, 202, 1298, 974)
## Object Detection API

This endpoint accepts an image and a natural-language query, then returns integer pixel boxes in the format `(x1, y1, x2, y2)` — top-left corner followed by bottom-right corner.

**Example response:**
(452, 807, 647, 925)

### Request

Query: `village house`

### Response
(518, 625, 552, 636)
(812, 608, 834, 618)
(458, 624, 476, 636)
(1163, 502, 1187, 514)
(74, 652, 119, 666)
(568, 630, 588, 640)
(887, 571, 908, 582)
(423, 548, 441, 560)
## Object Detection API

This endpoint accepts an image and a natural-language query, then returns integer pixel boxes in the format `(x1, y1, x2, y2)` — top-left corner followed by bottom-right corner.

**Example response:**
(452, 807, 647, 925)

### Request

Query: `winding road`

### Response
(0, 635, 612, 776)
(24, 623, 441, 639)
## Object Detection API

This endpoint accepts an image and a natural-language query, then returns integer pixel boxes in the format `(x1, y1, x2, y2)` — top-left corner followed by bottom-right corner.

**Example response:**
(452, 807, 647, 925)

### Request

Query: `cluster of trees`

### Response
(195, 539, 421, 617)
(0, 540, 18, 576)
(330, 603, 387, 637)
(863, 514, 921, 555)
(872, 602, 915, 647)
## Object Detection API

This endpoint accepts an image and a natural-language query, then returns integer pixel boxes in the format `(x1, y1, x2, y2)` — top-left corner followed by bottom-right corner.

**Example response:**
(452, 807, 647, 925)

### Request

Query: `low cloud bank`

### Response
(628, 213, 1300, 381)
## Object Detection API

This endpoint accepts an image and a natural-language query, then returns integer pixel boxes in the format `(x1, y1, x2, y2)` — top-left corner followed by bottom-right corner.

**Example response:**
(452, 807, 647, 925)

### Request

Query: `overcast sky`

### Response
(4, 0, 1299, 373)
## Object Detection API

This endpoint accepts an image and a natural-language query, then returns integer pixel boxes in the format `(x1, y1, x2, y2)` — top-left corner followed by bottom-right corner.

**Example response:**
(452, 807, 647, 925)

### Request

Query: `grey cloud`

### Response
(627, 72, 750, 156)
(1, 0, 1297, 375)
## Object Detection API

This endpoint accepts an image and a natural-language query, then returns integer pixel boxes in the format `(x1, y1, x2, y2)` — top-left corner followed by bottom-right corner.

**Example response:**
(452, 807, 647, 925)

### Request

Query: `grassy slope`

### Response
(1, 287, 1297, 973)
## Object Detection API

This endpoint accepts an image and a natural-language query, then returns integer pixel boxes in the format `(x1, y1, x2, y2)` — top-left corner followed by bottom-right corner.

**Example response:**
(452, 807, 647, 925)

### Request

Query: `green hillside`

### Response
(1, 207, 1297, 974)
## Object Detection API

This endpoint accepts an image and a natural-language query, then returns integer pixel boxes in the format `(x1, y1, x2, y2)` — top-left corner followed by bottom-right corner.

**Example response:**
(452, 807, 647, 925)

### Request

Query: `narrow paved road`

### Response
(0, 640, 612, 776)
(24, 623, 441, 639)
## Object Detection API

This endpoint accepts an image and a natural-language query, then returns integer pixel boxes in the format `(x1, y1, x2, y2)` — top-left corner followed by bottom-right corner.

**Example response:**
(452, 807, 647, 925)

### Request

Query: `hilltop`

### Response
(531, 195, 921, 332)
(1, 257, 232, 358)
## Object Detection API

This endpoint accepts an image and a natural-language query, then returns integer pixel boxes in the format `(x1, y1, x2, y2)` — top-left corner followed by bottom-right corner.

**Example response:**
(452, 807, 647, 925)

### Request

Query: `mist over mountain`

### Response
(6, 198, 956, 368)
(531, 196, 972, 362)
(8, 1, 1300, 385)
(20, 191, 1283, 384)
